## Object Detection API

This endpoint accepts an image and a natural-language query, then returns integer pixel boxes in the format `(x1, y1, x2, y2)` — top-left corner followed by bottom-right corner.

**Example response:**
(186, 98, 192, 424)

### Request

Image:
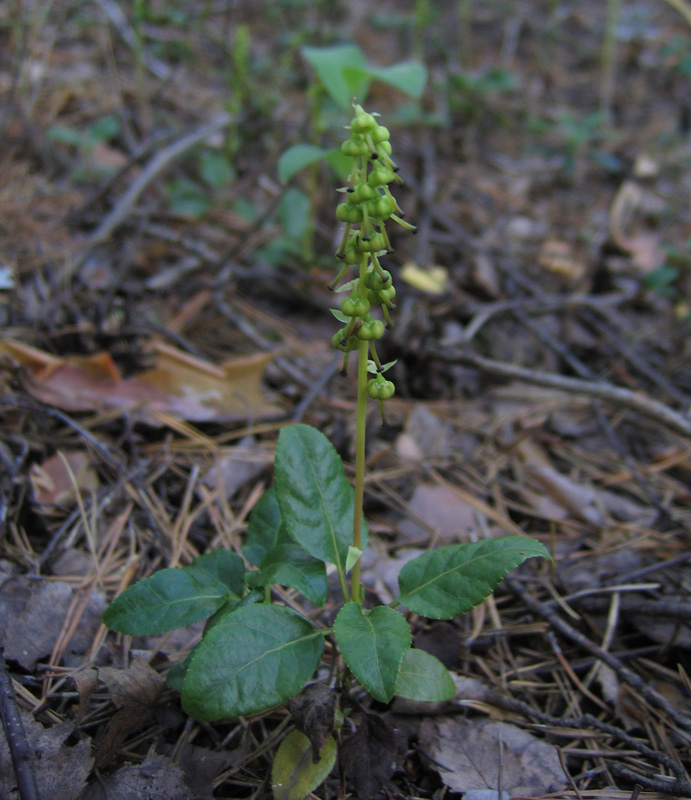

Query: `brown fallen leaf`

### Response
(30, 450, 99, 505)
(340, 712, 402, 799)
(0, 576, 106, 670)
(609, 180, 666, 273)
(418, 717, 567, 796)
(77, 753, 194, 800)
(288, 682, 337, 763)
(0, 715, 92, 800)
(0, 338, 282, 424)
(94, 657, 164, 768)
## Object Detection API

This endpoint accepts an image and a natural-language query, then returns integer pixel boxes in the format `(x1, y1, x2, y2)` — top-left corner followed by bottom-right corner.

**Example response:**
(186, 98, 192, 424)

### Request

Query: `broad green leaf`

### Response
(181, 604, 324, 720)
(272, 730, 337, 800)
(243, 488, 287, 566)
(278, 144, 328, 183)
(103, 553, 243, 635)
(343, 61, 427, 99)
(334, 603, 411, 703)
(301, 44, 368, 108)
(191, 549, 245, 597)
(274, 424, 367, 572)
(166, 649, 195, 693)
(346, 546, 362, 573)
(324, 147, 354, 180)
(398, 537, 550, 620)
(254, 543, 327, 606)
(395, 649, 456, 702)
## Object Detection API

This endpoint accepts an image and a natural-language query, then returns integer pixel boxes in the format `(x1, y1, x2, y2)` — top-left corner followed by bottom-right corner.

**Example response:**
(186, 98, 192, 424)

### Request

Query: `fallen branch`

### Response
(0, 648, 39, 800)
(442, 351, 691, 437)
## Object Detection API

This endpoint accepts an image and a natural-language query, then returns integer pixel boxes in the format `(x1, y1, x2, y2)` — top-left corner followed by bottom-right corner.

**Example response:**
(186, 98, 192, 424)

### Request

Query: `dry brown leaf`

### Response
(524, 464, 604, 526)
(0, 338, 282, 424)
(609, 180, 666, 273)
(538, 237, 587, 281)
(95, 657, 164, 768)
(30, 450, 99, 505)
(0, 576, 106, 669)
(418, 717, 567, 796)
(397, 483, 477, 544)
(0, 715, 92, 800)
(77, 753, 193, 800)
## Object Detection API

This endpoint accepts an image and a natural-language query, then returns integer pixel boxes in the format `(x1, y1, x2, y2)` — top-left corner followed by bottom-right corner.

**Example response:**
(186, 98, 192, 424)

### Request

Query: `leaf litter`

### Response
(1, 0, 691, 798)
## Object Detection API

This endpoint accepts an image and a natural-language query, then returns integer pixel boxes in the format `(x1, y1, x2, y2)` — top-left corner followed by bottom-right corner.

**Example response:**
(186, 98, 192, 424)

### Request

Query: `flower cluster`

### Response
(330, 104, 416, 422)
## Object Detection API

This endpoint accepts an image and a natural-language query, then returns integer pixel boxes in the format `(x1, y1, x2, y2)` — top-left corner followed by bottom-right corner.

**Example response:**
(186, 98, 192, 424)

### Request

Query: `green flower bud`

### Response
(371, 125, 390, 143)
(356, 315, 385, 341)
(366, 269, 393, 290)
(351, 183, 376, 203)
(341, 291, 370, 318)
(367, 195, 394, 221)
(351, 111, 376, 134)
(332, 328, 359, 352)
(368, 166, 396, 187)
(358, 233, 386, 253)
(367, 376, 395, 400)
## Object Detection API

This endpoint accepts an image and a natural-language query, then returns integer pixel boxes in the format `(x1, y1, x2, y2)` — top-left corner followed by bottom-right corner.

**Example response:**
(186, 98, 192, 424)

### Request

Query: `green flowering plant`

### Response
(103, 103, 550, 800)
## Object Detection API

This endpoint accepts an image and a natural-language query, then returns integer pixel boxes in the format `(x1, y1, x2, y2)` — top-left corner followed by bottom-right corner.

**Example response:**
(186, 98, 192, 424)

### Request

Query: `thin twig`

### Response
(509, 579, 691, 734)
(62, 112, 232, 279)
(0, 648, 40, 800)
(441, 351, 691, 436)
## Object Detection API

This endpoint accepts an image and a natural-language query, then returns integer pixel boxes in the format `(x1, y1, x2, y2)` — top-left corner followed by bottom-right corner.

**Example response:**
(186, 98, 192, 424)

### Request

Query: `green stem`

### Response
(351, 255, 369, 604)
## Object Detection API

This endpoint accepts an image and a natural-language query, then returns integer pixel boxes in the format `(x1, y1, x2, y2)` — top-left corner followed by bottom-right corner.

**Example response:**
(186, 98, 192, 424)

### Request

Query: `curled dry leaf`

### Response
(30, 450, 99, 505)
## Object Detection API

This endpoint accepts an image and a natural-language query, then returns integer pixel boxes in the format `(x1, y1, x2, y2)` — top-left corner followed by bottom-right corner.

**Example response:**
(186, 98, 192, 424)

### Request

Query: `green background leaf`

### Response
(301, 44, 368, 108)
(278, 144, 328, 183)
(395, 649, 456, 702)
(274, 424, 367, 572)
(334, 603, 411, 702)
(343, 62, 427, 99)
(182, 604, 324, 720)
(103, 553, 243, 635)
(272, 730, 337, 800)
(398, 537, 550, 619)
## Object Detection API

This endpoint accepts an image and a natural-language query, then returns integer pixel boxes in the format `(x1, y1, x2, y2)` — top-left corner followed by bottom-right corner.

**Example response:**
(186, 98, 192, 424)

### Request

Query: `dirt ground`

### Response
(1, 1, 690, 798)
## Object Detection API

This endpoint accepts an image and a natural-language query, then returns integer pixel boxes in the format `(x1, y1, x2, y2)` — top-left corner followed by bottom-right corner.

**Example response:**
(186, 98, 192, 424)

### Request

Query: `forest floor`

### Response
(1, 1, 691, 798)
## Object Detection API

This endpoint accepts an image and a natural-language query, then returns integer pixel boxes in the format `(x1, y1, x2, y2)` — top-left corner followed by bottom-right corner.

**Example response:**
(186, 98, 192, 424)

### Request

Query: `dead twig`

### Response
(63, 111, 233, 280)
(441, 351, 691, 437)
(0, 647, 40, 800)
(509, 579, 691, 735)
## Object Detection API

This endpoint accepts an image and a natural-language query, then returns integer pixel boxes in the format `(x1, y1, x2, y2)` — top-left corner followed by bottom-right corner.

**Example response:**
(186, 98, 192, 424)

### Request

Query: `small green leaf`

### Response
(167, 177, 210, 218)
(345, 547, 362, 573)
(395, 649, 456, 701)
(275, 425, 367, 573)
(398, 537, 550, 620)
(272, 730, 337, 800)
(330, 309, 351, 324)
(103, 552, 243, 635)
(334, 603, 411, 703)
(243, 488, 288, 566)
(198, 151, 235, 187)
(301, 44, 368, 108)
(256, 543, 328, 606)
(278, 144, 328, 183)
(181, 604, 324, 720)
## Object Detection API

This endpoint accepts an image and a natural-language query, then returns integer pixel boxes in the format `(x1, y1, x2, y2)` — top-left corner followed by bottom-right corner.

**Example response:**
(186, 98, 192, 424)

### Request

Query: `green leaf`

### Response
(301, 44, 368, 108)
(398, 537, 550, 620)
(324, 147, 356, 180)
(198, 151, 235, 187)
(278, 144, 328, 183)
(395, 649, 456, 701)
(334, 603, 411, 703)
(279, 187, 311, 241)
(181, 604, 324, 720)
(166, 649, 195, 693)
(274, 424, 367, 572)
(103, 552, 244, 635)
(255, 543, 328, 606)
(345, 546, 362, 573)
(272, 730, 337, 800)
(344, 61, 427, 99)
(167, 177, 210, 218)
(191, 549, 245, 597)
(243, 488, 288, 566)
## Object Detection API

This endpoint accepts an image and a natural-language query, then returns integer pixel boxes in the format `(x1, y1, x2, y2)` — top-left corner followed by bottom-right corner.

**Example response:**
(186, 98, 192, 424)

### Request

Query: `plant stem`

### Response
(351, 337, 368, 605)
